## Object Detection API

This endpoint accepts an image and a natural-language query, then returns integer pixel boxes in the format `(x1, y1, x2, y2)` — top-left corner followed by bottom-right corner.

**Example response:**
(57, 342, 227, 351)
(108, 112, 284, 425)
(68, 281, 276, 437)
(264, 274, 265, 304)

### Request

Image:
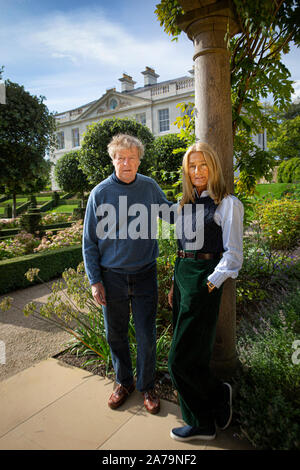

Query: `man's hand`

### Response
(91, 282, 106, 306)
(168, 282, 174, 308)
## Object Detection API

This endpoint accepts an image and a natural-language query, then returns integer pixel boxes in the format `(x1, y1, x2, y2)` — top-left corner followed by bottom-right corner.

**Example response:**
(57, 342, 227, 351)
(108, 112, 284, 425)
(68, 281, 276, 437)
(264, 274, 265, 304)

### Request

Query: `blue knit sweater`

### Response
(82, 173, 174, 285)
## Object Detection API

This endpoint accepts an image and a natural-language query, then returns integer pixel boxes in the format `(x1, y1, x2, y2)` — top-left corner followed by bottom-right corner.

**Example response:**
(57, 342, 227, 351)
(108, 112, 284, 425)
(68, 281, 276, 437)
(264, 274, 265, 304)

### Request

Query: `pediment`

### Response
(78, 91, 151, 120)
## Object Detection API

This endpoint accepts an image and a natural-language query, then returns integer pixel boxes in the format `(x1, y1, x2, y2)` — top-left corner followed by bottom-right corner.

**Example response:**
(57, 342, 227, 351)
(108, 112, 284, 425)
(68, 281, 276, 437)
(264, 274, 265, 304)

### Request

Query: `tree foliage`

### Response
(155, 0, 299, 195)
(151, 133, 186, 185)
(268, 115, 300, 161)
(0, 79, 56, 216)
(234, 130, 276, 194)
(156, 0, 299, 137)
(277, 157, 300, 183)
(54, 150, 92, 203)
(79, 118, 155, 185)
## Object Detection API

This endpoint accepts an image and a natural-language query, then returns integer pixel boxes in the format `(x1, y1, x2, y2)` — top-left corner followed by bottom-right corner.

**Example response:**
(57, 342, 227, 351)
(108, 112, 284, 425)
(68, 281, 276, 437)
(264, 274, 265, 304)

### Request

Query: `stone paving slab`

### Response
(0, 358, 253, 451)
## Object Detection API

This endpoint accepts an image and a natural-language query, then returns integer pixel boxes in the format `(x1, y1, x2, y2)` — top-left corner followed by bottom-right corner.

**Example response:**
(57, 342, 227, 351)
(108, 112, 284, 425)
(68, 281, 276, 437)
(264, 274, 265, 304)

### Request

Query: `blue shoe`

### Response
(170, 424, 216, 442)
(215, 382, 232, 430)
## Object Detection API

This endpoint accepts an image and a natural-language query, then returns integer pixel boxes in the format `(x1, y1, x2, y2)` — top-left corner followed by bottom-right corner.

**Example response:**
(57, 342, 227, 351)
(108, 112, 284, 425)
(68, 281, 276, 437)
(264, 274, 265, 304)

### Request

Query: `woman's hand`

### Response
(168, 282, 174, 308)
(91, 282, 107, 306)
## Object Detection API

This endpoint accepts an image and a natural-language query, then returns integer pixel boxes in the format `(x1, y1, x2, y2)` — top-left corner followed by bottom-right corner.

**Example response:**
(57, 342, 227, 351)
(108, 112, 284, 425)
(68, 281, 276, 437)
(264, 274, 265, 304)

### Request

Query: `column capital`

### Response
(176, 0, 241, 41)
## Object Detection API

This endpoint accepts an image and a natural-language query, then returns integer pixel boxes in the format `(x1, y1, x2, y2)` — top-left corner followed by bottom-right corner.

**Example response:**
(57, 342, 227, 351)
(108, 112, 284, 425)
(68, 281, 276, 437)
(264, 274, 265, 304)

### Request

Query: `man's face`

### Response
(113, 147, 141, 183)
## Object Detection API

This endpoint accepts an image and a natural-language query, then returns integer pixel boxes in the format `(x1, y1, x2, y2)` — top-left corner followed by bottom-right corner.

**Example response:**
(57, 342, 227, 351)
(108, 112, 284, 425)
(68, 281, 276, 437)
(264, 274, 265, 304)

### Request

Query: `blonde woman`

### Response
(168, 142, 244, 442)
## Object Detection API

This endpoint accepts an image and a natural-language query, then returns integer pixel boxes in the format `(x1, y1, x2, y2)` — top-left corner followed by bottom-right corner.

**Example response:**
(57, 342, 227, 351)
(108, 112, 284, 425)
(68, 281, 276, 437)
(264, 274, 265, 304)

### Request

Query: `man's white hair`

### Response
(107, 134, 144, 160)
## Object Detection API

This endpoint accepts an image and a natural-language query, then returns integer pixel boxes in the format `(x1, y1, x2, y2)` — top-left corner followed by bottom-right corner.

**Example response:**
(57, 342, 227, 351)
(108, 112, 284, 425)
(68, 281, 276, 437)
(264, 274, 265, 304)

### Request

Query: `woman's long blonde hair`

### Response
(179, 142, 230, 208)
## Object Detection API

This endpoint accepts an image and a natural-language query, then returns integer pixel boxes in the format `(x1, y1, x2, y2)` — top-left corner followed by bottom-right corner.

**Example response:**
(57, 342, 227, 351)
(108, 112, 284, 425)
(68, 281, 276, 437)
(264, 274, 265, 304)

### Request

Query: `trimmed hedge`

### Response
(0, 245, 83, 295)
(39, 199, 54, 212)
(0, 222, 73, 238)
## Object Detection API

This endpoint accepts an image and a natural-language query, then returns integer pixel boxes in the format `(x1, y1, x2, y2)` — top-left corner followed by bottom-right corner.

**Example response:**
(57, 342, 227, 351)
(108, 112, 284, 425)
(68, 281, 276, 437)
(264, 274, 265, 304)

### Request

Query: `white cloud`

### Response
(18, 9, 192, 74)
(0, 7, 193, 111)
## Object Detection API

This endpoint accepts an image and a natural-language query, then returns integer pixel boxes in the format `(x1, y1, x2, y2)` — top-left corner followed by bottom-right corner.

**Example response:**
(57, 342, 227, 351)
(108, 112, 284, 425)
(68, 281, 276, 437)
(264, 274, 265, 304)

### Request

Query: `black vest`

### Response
(177, 195, 224, 253)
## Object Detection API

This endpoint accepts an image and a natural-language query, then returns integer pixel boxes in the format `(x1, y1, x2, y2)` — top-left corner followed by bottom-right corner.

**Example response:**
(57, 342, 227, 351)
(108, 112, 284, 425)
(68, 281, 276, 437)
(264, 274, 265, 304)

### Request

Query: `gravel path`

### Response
(0, 280, 71, 382)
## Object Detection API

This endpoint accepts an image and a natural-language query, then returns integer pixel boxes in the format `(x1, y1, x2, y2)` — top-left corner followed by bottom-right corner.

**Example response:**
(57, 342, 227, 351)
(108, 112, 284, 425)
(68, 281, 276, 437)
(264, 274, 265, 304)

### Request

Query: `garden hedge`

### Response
(0, 222, 72, 238)
(0, 245, 83, 294)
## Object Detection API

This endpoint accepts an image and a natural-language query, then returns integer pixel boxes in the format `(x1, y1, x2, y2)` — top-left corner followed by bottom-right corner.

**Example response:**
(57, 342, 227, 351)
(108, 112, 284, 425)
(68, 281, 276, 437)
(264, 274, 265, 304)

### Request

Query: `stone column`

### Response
(177, 0, 241, 377)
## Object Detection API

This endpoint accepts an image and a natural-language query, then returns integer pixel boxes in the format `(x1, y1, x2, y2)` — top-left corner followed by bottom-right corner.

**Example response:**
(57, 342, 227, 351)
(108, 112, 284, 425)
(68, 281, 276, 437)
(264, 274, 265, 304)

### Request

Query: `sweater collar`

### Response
(112, 171, 137, 185)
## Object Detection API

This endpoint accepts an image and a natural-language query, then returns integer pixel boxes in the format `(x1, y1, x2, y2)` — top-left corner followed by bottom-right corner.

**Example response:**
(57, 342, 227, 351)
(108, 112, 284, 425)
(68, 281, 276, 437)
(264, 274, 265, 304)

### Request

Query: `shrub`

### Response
(0, 245, 83, 294)
(254, 197, 300, 250)
(54, 151, 91, 206)
(277, 157, 300, 183)
(151, 134, 185, 185)
(34, 220, 83, 252)
(235, 289, 300, 450)
(20, 210, 42, 234)
(79, 117, 155, 185)
(0, 231, 40, 260)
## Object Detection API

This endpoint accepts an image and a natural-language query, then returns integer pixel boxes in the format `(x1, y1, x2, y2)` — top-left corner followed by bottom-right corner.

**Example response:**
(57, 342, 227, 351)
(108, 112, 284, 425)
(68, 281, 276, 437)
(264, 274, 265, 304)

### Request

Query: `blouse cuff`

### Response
(207, 271, 229, 289)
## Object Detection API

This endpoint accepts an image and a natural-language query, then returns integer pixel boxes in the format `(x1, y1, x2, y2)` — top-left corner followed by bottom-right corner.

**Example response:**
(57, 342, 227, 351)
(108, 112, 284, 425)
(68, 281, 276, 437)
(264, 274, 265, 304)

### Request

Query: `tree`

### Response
(155, 0, 300, 194)
(54, 150, 92, 207)
(277, 157, 300, 183)
(151, 133, 186, 186)
(268, 115, 300, 161)
(79, 118, 155, 185)
(0, 80, 56, 217)
(155, 1, 299, 136)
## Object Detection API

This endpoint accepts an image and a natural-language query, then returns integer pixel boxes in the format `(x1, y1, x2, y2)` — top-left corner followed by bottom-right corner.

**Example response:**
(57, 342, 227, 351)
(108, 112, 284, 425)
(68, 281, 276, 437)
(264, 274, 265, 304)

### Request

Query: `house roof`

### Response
(54, 74, 193, 117)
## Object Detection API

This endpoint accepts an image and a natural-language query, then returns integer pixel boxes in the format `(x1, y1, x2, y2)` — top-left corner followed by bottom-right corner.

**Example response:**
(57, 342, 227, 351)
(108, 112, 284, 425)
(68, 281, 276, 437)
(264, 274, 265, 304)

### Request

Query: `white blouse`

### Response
(174, 190, 244, 289)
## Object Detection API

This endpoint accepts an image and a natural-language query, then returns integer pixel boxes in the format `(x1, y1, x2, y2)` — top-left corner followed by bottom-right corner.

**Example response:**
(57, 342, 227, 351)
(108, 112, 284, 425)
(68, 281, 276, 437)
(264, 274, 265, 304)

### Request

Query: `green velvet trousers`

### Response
(168, 257, 225, 427)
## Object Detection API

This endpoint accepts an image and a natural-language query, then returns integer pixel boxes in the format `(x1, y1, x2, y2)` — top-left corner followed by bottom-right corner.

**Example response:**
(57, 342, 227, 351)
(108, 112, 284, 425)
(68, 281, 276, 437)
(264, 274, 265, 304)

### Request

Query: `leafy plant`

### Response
(79, 117, 155, 185)
(277, 157, 300, 183)
(254, 197, 300, 249)
(151, 133, 185, 186)
(0, 80, 55, 217)
(54, 150, 91, 207)
(235, 289, 300, 450)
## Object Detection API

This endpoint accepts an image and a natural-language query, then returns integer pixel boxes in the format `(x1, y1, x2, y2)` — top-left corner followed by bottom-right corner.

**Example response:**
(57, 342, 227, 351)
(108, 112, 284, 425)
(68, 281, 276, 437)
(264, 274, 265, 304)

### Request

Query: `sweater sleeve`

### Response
(207, 195, 244, 289)
(82, 190, 102, 286)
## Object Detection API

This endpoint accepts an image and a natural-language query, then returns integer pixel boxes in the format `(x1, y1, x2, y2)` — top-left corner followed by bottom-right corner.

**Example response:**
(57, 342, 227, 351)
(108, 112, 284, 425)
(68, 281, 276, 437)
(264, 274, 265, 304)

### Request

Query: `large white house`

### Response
(51, 66, 267, 189)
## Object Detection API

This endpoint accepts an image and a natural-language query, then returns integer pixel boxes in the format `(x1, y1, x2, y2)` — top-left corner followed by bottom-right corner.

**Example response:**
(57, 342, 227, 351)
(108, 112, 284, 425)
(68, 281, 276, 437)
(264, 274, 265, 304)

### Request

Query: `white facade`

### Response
(51, 66, 267, 189)
(51, 67, 194, 189)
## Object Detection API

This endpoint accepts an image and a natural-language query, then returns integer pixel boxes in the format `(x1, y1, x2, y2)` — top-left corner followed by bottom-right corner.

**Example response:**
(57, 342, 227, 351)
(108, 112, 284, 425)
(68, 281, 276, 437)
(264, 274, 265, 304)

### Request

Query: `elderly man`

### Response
(83, 133, 173, 414)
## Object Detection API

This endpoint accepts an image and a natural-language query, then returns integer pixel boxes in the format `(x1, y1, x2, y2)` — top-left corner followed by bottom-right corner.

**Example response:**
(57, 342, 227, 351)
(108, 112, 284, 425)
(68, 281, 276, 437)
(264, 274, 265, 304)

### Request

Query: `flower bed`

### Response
(0, 219, 81, 260)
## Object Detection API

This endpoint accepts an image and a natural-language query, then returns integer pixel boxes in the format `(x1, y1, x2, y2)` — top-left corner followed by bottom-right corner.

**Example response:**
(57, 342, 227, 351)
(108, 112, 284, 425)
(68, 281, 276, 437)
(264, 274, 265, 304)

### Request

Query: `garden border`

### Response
(0, 245, 83, 295)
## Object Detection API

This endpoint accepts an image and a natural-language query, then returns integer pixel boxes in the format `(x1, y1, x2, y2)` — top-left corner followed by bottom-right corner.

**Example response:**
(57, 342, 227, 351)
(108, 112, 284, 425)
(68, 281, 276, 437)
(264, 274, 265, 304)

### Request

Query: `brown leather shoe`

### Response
(108, 383, 135, 409)
(143, 390, 160, 414)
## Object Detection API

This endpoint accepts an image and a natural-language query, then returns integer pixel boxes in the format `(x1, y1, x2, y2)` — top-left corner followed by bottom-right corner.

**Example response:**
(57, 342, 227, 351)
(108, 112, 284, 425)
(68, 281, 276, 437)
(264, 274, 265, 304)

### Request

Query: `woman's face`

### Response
(188, 151, 209, 193)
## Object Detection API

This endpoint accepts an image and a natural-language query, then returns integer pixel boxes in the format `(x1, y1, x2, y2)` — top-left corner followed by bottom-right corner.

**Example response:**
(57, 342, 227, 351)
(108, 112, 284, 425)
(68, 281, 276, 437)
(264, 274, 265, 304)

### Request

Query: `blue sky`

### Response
(0, 0, 299, 114)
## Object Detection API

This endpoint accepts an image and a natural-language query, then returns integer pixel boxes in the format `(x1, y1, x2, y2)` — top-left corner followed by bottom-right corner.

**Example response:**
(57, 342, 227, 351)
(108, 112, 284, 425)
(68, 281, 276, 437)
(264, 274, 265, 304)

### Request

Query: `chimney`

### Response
(141, 67, 159, 86)
(118, 73, 136, 92)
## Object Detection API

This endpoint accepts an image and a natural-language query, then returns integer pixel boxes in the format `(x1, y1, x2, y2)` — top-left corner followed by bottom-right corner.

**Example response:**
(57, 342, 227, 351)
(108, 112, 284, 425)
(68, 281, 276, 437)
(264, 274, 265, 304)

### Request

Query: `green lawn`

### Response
(255, 183, 299, 199)
(49, 205, 75, 214)
(36, 196, 52, 202)
(0, 197, 28, 206)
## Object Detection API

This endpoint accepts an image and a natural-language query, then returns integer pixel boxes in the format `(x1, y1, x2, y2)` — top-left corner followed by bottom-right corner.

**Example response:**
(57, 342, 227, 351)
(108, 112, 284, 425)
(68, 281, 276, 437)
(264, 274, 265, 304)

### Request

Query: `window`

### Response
(158, 108, 169, 132)
(135, 113, 146, 126)
(110, 98, 118, 110)
(56, 131, 65, 150)
(258, 133, 262, 146)
(72, 128, 80, 147)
